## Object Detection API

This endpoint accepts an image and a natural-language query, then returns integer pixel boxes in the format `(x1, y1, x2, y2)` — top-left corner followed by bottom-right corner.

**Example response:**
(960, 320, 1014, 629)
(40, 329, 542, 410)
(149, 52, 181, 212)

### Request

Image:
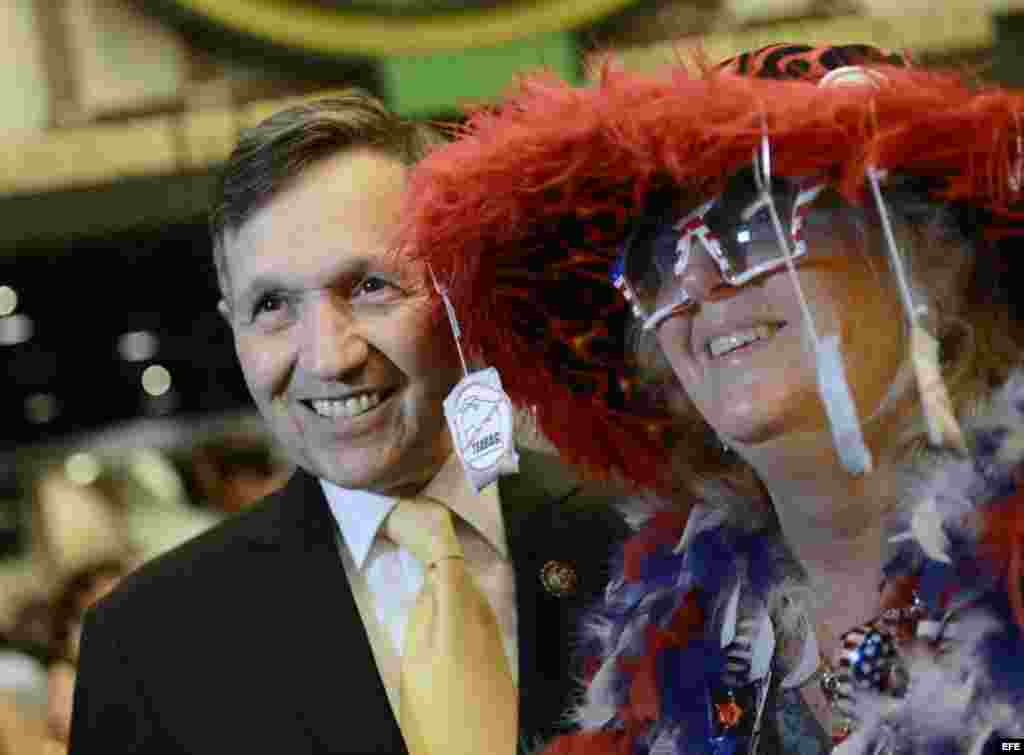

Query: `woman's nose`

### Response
(676, 239, 728, 303)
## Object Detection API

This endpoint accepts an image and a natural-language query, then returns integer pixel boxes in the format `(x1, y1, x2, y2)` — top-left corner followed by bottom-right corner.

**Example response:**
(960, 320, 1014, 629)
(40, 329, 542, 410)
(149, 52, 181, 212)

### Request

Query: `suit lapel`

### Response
(501, 452, 571, 745)
(501, 451, 627, 746)
(242, 456, 625, 752)
(248, 469, 406, 754)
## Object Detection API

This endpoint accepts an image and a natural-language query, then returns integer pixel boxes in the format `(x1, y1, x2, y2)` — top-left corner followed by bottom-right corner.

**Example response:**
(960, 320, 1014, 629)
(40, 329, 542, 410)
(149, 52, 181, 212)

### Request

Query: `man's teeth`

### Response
(311, 392, 382, 418)
(708, 324, 782, 358)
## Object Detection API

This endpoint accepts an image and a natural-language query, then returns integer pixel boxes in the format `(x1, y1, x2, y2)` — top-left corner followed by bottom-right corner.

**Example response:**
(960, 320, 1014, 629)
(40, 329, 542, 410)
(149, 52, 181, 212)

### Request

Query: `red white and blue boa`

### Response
(545, 375, 1024, 755)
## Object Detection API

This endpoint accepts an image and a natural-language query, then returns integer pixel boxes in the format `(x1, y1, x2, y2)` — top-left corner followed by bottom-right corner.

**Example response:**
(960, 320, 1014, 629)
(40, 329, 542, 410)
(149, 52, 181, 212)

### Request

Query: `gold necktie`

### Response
(384, 497, 518, 755)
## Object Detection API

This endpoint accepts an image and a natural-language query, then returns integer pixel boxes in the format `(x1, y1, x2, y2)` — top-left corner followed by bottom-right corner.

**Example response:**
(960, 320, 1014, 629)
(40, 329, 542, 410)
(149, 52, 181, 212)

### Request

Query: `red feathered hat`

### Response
(402, 43, 1024, 490)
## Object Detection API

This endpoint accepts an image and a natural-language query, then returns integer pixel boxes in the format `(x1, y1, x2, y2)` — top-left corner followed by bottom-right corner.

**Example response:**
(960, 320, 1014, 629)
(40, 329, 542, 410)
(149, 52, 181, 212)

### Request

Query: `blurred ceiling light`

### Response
(118, 330, 159, 362)
(0, 286, 16, 316)
(24, 393, 59, 424)
(65, 452, 101, 486)
(142, 364, 172, 397)
(0, 314, 33, 345)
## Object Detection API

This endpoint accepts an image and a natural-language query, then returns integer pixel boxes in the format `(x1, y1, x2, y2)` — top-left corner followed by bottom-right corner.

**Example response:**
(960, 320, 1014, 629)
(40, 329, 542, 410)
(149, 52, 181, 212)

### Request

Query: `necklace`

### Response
(812, 654, 855, 746)
(811, 595, 925, 747)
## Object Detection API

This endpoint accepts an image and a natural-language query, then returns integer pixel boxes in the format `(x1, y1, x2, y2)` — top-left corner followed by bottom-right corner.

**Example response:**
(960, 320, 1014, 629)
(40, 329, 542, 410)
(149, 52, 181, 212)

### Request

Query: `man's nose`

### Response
(300, 297, 369, 378)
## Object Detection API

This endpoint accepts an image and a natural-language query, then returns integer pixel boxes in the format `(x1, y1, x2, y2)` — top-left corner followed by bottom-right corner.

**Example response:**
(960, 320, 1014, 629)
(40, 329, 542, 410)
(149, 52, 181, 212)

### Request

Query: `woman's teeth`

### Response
(707, 324, 783, 358)
(311, 392, 382, 418)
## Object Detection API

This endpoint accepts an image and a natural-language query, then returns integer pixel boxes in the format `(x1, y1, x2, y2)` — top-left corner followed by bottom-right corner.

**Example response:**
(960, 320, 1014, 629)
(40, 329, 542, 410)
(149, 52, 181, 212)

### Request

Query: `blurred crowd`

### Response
(0, 430, 291, 754)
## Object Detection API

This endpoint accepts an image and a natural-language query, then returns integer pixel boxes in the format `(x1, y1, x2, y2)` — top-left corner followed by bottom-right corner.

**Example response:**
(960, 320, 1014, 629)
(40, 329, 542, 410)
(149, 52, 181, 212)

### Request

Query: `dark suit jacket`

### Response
(69, 449, 629, 754)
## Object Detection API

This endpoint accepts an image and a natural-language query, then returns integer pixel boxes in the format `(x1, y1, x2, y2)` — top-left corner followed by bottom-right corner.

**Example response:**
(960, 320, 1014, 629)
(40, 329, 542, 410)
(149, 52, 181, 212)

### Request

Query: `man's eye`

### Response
(355, 276, 399, 298)
(252, 294, 285, 319)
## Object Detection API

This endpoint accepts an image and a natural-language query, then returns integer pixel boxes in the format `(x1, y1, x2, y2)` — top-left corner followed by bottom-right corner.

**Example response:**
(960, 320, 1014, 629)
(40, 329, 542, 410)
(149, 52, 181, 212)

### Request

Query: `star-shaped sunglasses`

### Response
(612, 170, 841, 331)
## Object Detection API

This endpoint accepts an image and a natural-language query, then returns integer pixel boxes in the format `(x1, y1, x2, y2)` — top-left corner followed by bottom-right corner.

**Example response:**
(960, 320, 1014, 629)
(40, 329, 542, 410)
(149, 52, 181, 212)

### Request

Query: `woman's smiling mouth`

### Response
(706, 321, 787, 359)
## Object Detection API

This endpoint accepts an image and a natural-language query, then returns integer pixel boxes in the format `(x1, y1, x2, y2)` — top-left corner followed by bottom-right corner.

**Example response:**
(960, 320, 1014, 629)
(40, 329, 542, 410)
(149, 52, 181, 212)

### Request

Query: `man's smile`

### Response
(299, 387, 399, 421)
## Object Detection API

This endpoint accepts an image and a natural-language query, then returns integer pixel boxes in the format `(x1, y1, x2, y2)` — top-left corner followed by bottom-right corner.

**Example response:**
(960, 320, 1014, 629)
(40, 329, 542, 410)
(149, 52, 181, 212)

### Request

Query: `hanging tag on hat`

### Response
(865, 166, 966, 453)
(752, 123, 873, 475)
(429, 266, 519, 492)
(1009, 110, 1024, 194)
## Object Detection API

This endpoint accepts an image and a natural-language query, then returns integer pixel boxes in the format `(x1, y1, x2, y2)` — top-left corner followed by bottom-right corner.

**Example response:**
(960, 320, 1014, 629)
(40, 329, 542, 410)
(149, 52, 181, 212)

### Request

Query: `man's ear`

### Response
(217, 299, 232, 325)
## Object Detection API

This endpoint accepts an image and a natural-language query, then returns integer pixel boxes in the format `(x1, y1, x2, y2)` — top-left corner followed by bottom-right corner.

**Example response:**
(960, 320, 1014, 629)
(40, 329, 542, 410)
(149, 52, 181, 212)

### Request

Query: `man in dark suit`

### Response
(69, 92, 629, 754)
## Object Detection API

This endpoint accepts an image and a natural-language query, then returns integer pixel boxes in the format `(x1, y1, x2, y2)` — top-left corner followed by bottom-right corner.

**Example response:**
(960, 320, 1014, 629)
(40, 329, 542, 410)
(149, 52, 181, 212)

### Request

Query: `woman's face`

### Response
(654, 204, 907, 448)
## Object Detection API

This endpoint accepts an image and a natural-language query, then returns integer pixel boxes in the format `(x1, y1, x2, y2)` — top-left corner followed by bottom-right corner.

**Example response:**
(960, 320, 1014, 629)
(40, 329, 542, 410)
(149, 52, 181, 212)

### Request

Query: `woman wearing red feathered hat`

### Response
(403, 43, 1024, 754)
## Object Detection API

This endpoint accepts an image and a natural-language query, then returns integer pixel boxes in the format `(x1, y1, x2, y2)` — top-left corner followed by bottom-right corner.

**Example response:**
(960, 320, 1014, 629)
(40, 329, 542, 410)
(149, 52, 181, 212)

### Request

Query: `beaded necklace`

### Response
(710, 570, 974, 755)
(811, 596, 925, 748)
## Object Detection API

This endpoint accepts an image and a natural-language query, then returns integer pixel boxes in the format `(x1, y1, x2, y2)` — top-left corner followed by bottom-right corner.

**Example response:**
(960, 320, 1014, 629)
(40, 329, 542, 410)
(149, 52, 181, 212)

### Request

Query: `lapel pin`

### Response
(540, 559, 578, 597)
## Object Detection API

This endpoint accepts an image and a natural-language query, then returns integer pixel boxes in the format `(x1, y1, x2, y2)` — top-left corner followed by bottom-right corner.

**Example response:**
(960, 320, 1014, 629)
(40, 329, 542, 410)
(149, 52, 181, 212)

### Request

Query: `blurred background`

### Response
(0, 0, 1021, 750)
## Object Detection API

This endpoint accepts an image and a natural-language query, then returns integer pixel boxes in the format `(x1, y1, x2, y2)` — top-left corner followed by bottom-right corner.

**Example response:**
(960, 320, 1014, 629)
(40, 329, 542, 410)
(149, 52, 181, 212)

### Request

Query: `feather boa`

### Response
(545, 375, 1024, 755)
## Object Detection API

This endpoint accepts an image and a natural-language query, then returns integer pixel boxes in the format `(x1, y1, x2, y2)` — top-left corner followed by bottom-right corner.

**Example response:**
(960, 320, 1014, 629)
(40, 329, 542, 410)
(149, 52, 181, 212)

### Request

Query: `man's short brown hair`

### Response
(210, 90, 444, 298)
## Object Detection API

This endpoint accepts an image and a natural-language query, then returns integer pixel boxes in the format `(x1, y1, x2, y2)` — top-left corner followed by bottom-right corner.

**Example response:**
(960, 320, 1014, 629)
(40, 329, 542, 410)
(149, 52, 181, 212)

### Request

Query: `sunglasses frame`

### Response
(612, 178, 827, 331)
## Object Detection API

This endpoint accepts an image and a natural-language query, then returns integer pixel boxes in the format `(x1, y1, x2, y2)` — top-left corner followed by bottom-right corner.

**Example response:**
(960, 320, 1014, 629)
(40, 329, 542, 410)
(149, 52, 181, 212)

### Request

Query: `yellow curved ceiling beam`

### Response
(169, 0, 636, 56)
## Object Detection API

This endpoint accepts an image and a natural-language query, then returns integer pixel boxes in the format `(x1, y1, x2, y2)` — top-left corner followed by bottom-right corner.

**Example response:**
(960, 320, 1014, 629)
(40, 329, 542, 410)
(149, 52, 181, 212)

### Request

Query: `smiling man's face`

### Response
(219, 148, 461, 495)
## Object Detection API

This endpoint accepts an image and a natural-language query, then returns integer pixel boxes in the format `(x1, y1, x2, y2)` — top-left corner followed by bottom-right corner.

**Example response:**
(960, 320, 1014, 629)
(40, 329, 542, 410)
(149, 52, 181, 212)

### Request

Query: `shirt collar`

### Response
(321, 481, 394, 570)
(320, 454, 508, 571)
(421, 453, 508, 560)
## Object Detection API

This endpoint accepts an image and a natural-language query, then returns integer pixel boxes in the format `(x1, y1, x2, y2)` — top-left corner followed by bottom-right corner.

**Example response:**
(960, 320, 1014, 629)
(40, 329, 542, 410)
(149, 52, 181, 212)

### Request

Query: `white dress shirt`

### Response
(321, 454, 519, 716)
